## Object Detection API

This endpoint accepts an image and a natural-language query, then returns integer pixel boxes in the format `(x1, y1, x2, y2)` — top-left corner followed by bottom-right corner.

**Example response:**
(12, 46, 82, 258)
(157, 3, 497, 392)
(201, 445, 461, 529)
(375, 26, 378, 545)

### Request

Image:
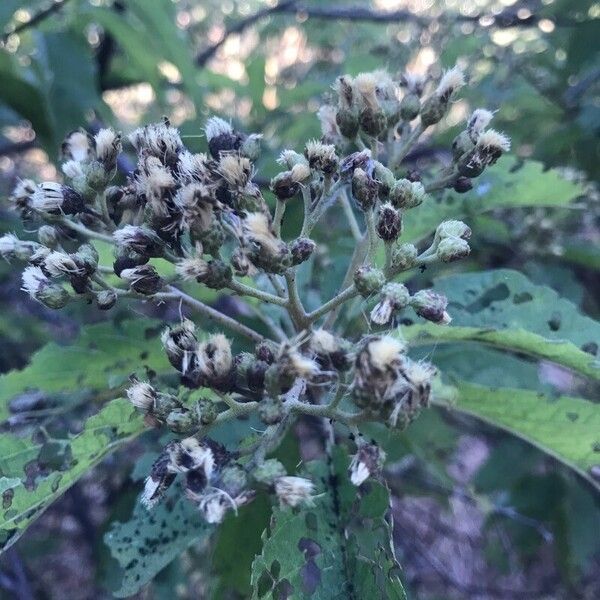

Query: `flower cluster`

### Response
(2, 65, 510, 523)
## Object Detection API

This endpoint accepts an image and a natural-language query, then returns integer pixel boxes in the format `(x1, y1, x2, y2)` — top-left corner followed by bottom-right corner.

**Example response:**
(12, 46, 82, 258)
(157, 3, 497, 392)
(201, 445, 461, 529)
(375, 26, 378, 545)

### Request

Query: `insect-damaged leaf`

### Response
(435, 382, 600, 492)
(0, 398, 146, 553)
(0, 319, 168, 424)
(251, 447, 406, 599)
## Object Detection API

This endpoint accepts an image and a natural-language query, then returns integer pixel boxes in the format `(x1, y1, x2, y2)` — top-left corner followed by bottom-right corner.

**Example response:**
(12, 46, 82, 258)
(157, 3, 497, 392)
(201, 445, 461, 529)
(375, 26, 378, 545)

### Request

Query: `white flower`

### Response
(435, 66, 465, 99)
(21, 266, 48, 297)
(204, 116, 233, 142)
(126, 381, 156, 412)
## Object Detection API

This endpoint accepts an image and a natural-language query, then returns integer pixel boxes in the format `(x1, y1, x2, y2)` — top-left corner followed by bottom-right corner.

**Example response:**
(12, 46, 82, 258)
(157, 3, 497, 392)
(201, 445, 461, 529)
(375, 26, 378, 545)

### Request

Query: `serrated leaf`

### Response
(251, 447, 406, 599)
(436, 381, 600, 491)
(0, 320, 168, 424)
(105, 482, 213, 598)
(0, 398, 146, 553)
(404, 158, 584, 243)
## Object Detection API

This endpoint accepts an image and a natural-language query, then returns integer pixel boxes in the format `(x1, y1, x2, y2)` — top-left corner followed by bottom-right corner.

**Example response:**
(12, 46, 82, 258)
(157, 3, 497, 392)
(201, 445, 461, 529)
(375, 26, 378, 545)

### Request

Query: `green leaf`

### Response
(0, 320, 168, 424)
(405, 323, 600, 381)
(251, 447, 406, 599)
(436, 381, 600, 491)
(105, 481, 213, 598)
(0, 398, 146, 553)
(403, 269, 600, 381)
(403, 158, 584, 243)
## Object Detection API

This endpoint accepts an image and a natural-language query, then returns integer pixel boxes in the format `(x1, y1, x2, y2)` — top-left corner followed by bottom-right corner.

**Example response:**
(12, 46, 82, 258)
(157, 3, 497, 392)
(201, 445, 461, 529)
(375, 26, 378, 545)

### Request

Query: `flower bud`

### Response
(304, 140, 339, 175)
(240, 133, 262, 161)
(436, 237, 471, 262)
(22, 266, 70, 309)
(195, 397, 218, 425)
(421, 67, 465, 128)
(120, 264, 163, 295)
(373, 161, 395, 198)
(410, 289, 451, 324)
(126, 380, 157, 413)
(129, 118, 182, 167)
(10, 179, 36, 216)
(75, 243, 99, 274)
(339, 150, 372, 179)
(205, 116, 242, 158)
(230, 247, 253, 277)
(243, 213, 292, 274)
(420, 95, 446, 127)
(435, 220, 472, 242)
(113, 225, 164, 258)
(354, 265, 385, 297)
(336, 107, 360, 139)
(391, 242, 418, 271)
(351, 168, 378, 211)
(161, 319, 198, 375)
(255, 341, 277, 364)
(62, 129, 92, 162)
(467, 108, 494, 142)
(0, 234, 40, 261)
(274, 476, 314, 507)
(96, 289, 117, 310)
(349, 442, 386, 486)
(166, 408, 199, 434)
(270, 171, 300, 201)
(94, 128, 121, 171)
(113, 248, 149, 277)
(453, 176, 473, 194)
(277, 150, 308, 170)
(370, 282, 411, 325)
(31, 182, 85, 215)
(310, 329, 352, 371)
(140, 453, 176, 509)
(376, 203, 402, 242)
(196, 334, 233, 387)
(252, 459, 287, 486)
(176, 257, 232, 289)
(289, 237, 316, 266)
(400, 93, 420, 121)
(389, 179, 425, 210)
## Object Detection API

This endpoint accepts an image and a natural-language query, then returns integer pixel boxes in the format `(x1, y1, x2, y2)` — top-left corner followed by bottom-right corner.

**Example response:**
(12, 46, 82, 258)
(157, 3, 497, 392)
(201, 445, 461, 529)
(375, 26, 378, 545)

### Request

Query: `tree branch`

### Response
(1, 0, 73, 44)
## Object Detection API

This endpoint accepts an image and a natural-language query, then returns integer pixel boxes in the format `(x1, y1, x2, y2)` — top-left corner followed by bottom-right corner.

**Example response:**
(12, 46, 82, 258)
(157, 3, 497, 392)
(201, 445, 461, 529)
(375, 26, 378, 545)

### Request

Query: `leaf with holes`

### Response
(0, 398, 146, 553)
(0, 320, 168, 425)
(403, 269, 600, 381)
(434, 381, 600, 491)
(105, 481, 213, 598)
(251, 447, 406, 599)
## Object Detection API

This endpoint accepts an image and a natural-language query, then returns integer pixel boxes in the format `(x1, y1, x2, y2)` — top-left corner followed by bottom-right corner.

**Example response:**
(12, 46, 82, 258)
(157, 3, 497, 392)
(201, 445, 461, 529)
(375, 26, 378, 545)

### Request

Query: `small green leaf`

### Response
(251, 447, 406, 599)
(436, 381, 600, 491)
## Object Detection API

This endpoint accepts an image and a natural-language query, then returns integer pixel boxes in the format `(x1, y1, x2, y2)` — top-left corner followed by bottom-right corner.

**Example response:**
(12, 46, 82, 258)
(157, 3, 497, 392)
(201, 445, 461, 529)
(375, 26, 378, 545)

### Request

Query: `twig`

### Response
(1, 0, 73, 44)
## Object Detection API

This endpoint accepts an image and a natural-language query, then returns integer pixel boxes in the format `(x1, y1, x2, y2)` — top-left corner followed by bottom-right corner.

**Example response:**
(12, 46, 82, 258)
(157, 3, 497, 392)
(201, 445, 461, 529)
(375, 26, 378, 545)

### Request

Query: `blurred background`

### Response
(0, 0, 599, 598)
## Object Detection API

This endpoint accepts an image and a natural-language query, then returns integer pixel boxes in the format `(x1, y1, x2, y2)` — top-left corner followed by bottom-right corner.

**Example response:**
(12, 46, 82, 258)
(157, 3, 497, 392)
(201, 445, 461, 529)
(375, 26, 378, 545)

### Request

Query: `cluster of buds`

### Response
(3, 64, 512, 526)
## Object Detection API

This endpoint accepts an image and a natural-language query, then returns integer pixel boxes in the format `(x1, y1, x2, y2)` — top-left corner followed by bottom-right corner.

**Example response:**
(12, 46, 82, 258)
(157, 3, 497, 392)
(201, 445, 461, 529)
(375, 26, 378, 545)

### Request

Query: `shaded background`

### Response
(0, 0, 599, 598)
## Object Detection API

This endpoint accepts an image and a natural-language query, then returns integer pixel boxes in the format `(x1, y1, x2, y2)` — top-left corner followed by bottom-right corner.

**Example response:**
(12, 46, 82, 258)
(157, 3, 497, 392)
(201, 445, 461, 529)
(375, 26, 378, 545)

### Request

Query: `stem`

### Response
(424, 169, 459, 193)
(228, 279, 288, 307)
(339, 190, 362, 242)
(50, 216, 114, 244)
(393, 122, 424, 166)
(364, 208, 378, 264)
(272, 199, 286, 237)
(284, 269, 308, 330)
(158, 285, 266, 343)
(307, 284, 358, 324)
(300, 185, 312, 236)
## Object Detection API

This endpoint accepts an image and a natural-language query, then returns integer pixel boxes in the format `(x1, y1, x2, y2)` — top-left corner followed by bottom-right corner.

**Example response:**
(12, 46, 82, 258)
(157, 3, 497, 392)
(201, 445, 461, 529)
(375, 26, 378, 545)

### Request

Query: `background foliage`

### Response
(0, 0, 598, 598)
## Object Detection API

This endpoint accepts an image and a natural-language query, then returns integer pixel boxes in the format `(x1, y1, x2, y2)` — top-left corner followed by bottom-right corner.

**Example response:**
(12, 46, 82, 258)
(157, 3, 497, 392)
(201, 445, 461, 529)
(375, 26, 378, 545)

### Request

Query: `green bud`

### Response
(400, 93, 420, 121)
(289, 237, 316, 266)
(376, 203, 402, 242)
(202, 259, 232, 289)
(391, 242, 418, 271)
(354, 265, 385, 297)
(240, 134, 262, 161)
(457, 150, 485, 178)
(195, 219, 226, 256)
(85, 160, 111, 191)
(76, 243, 99, 274)
(351, 168, 378, 211)
(420, 95, 446, 127)
(436, 237, 471, 263)
(373, 161, 395, 198)
(336, 107, 360, 139)
(389, 179, 426, 210)
(253, 459, 287, 486)
(152, 392, 180, 420)
(195, 397, 218, 425)
(166, 408, 199, 434)
(270, 171, 300, 201)
(37, 283, 70, 309)
(359, 106, 387, 137)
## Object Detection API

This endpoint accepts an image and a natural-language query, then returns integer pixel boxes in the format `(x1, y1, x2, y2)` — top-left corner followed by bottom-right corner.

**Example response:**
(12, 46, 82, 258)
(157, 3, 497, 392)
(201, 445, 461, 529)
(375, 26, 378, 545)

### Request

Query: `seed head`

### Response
(304, 140, 339, 175)
(349, 442, 386, 486)
(371, 282, 411, 325)
(126, 381, 157, 413)
(467, 109, 495, 142)
(275, 476, 314, 507)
